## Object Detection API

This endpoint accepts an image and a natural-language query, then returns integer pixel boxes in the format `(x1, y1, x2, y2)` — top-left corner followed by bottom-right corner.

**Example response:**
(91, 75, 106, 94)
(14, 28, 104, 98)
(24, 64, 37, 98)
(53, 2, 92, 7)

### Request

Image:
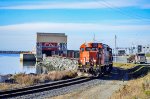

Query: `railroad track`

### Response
(0, 76, 93, 98)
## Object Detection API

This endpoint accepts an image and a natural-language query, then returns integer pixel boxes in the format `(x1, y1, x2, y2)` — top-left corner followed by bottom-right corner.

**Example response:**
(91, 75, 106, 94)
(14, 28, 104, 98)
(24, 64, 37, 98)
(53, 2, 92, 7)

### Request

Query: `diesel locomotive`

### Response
(78, 42, 113, 76)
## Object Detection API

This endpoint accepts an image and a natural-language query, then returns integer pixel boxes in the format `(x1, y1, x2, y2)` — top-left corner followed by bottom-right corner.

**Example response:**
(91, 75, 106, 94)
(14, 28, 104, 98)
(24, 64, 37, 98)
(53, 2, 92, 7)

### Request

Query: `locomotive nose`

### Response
(89, 52, 97, 60)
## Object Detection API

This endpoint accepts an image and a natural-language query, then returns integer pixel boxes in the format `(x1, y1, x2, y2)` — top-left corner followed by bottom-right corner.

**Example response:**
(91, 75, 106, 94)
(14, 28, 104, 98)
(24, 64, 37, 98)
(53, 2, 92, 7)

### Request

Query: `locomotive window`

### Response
(80, 48, 84, 52)
(107, 47, 110, 51)
(92, 48, 97, 51)
(92, 43, 98, 47)
(98, 48, 102, 52)
(109, 49, 112, 52)
(86, 47, 91, 51)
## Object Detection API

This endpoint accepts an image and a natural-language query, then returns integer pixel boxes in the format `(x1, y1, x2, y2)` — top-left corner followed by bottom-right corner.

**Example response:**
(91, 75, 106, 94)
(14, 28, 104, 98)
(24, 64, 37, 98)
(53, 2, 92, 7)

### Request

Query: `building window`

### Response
(80, 48, 84, 52)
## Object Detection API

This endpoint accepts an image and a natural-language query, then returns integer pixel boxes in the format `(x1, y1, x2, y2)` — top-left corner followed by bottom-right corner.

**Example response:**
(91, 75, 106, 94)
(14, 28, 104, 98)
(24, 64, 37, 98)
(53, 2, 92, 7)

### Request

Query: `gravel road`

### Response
(50, 66, 128, 99)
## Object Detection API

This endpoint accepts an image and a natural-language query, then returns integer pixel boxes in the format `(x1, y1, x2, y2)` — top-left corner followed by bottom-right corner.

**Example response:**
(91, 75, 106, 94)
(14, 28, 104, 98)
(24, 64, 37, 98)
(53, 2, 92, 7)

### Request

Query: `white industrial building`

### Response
(131, 45, 150, 54)
(36, 33, 67, 61)
(115, 44, 150, 56)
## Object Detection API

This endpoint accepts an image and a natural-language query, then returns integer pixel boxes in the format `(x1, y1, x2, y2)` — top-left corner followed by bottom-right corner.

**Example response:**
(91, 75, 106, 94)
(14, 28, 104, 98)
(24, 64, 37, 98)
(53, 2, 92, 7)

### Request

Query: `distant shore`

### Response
(0, 51, 30, 54)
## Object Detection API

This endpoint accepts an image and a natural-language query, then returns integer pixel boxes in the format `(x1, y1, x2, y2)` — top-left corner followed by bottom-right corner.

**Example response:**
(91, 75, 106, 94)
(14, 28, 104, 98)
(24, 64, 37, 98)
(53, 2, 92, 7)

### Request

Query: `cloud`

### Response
(0, 22, 150, 32)
(0, 0, 147, 9)
(0, 22, 150, 50)
(141, 4, 150, 9)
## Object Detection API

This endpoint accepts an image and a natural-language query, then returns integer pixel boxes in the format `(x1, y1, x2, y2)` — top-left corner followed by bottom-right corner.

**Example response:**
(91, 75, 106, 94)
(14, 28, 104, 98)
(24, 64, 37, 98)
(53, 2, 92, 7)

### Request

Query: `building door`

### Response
(42, 50, 52, 56)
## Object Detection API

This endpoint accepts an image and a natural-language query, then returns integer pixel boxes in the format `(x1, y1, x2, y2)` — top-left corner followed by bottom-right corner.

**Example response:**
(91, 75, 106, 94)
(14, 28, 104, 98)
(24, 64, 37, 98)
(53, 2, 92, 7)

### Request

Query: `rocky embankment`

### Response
(36, 56, 78, 74)
(0, 56, 78, 90)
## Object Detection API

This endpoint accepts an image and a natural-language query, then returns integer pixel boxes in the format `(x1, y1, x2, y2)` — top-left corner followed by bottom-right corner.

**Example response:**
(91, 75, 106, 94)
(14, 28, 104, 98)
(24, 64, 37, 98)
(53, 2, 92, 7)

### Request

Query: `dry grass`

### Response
(13, 73, 40, 86)
(111, 73, 150, 99)
(113, 62, 138, 69)
(112, 62, 150, 99)
(41, 70, 77, 81)
(0, 70, 77, 91)
(0, 83, 26, 91)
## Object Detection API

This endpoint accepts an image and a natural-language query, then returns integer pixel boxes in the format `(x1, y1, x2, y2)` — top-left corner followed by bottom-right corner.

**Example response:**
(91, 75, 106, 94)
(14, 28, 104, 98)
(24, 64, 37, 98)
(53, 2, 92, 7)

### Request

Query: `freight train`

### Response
(78, 42, 113, 77)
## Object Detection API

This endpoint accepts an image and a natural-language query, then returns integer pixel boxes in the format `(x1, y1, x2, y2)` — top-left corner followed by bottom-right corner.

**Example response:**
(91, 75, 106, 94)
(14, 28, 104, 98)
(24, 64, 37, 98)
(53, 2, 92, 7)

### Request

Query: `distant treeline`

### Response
(0, 51, 30, 54)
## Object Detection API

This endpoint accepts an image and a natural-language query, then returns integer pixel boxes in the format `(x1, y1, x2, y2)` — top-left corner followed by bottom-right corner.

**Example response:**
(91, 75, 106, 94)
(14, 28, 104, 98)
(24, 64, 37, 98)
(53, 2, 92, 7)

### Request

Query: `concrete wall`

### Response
(20, 53, 36, 61)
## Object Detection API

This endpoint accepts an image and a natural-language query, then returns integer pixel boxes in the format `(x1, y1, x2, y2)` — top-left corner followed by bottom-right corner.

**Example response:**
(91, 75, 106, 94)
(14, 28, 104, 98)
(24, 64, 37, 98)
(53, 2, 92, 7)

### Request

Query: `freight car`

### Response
(78, 42, 113, 77)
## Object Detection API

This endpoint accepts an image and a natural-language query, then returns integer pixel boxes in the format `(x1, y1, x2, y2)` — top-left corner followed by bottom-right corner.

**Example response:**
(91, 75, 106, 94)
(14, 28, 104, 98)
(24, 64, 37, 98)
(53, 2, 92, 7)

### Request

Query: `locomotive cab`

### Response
(79, 43, 102, 66)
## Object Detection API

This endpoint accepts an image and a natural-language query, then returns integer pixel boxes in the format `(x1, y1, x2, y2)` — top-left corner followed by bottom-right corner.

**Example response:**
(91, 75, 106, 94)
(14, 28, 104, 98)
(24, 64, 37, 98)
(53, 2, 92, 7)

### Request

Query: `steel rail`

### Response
(0, 77, 93, 98)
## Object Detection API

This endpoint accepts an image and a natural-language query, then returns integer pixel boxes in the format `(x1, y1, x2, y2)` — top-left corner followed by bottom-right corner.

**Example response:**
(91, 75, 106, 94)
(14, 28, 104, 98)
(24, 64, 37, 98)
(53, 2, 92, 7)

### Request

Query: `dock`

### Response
(20, 53, 36, 61)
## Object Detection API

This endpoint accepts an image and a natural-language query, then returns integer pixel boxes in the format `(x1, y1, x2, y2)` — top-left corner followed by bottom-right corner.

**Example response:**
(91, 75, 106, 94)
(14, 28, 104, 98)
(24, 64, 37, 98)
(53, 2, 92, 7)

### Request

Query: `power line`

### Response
(101, 0, 150, 20)
(94, 0, 150, 21)
(98, 0, 149, 20)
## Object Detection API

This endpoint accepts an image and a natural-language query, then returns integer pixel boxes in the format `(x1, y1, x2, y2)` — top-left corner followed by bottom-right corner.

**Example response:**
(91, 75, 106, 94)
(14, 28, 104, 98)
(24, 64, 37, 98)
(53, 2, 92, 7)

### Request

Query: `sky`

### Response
(0, 0, 150, 51)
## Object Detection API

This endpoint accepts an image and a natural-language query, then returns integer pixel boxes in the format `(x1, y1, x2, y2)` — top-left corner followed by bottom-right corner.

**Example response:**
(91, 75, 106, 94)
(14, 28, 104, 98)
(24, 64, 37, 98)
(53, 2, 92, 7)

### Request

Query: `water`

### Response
(0, 54, 129, 75)
(0, 54, 36, 75)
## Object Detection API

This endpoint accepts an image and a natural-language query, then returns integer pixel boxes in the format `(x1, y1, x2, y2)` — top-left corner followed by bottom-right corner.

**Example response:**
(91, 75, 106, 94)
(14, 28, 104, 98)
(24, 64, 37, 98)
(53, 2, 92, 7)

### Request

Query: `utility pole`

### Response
(93, 33, 95, 43)
(115, 35, 117, 62)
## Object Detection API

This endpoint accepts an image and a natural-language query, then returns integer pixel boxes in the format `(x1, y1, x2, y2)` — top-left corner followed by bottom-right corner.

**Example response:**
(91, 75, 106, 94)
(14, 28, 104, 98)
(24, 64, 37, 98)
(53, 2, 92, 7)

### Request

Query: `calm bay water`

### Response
(0, 54, 129, 75)
(0, 54, 36, 75)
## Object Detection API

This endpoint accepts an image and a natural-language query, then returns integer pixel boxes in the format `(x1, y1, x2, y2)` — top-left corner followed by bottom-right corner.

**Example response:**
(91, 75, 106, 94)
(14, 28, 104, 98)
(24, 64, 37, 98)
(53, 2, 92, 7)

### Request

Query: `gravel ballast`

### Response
(9, 79, 110, 99)
(9, 67, 128, 99)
